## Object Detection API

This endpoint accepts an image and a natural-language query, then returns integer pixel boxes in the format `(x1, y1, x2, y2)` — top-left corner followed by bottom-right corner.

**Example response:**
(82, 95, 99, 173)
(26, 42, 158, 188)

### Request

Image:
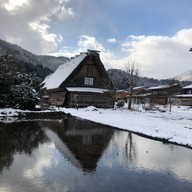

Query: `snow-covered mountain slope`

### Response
(174, 70, 192, 81)
(0, 39, 68, 71)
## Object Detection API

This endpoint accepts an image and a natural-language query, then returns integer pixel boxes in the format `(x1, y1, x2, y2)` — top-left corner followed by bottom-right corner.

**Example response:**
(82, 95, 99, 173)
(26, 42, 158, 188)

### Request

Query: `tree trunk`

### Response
(169, 97, 172, 112)
(128, 89, 133, 110)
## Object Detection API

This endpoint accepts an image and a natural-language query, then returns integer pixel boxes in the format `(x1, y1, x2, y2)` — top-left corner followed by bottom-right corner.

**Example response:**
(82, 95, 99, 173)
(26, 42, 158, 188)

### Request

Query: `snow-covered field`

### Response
(0, 105, 192, 148)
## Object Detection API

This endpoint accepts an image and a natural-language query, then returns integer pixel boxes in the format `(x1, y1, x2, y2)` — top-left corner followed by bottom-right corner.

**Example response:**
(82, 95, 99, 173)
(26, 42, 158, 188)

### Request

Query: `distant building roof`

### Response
(148, 84, 179, 90)
(133, 86, 147, 90)
(174, 94, 192, 98)
(183, 84, 192, 89)
(116, 89, 128, 93)
(132, 93, 152, 97)
(148, 85, 169, 90)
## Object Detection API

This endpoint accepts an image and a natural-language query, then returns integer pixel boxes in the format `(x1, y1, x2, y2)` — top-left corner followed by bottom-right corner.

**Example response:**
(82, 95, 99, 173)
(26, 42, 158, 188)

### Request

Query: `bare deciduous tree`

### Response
(166, 81, 181, 112)
(124, 60, 141, 110)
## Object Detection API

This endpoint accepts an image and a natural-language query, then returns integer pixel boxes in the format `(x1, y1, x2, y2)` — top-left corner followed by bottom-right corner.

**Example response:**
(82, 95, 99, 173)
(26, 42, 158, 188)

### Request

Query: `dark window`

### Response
(84, 77, 94, 85)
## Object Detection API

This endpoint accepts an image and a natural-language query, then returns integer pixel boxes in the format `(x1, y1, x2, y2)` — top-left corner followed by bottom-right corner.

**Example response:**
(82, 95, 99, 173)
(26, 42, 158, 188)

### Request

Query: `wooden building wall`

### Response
(173, 97, 192, 106)
(149, 95, 168, 105)
(65, 92, 114, 108)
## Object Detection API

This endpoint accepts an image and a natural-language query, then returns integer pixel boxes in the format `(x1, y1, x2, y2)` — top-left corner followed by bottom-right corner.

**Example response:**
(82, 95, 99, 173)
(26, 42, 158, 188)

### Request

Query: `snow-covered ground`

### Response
(0, 105, 192, 148)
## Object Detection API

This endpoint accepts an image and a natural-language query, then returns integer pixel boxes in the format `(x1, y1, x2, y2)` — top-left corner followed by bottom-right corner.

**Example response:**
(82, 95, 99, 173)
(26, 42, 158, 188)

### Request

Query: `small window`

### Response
(84, 77, 94, 85)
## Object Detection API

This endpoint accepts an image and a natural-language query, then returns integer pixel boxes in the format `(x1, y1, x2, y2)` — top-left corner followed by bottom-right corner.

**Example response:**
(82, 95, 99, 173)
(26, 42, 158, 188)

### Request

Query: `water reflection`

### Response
(0, 117, 192, 192)
(108, 131, 192, 181)
(40, 117, 114, 173)
(0, 121, 48, 173)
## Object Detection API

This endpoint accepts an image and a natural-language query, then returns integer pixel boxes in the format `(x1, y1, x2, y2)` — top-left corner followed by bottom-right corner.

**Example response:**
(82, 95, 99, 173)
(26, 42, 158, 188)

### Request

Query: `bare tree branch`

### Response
(124, 60, 141, 110)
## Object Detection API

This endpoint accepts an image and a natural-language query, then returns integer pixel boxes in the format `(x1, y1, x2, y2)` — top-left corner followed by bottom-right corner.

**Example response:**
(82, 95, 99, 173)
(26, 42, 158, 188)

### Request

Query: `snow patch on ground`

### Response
(0, 108, 24, 117)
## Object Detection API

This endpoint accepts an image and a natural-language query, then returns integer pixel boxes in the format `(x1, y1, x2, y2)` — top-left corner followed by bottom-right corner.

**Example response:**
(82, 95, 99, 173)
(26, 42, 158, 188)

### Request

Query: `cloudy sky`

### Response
(0, 0, 192, 79)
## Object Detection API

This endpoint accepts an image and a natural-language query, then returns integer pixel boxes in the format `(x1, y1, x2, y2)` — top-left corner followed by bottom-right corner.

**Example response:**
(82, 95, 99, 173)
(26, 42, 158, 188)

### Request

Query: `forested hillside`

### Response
(0, 38, 68, 71)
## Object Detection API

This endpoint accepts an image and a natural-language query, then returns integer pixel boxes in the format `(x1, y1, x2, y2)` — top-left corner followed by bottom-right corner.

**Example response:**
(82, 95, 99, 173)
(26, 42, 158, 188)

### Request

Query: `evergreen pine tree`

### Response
(0, 55, 43, 110)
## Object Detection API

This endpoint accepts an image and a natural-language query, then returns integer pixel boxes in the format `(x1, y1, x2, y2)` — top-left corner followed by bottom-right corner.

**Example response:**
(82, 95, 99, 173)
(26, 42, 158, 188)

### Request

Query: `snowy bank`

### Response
(0, 105, 192, 148)
(61, 105, 192, 148)
(0, 107, 67, 119)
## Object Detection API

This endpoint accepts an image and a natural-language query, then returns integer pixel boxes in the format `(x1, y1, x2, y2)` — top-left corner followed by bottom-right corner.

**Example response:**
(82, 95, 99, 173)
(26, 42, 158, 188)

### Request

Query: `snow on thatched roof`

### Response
(43, 52, 87, 89)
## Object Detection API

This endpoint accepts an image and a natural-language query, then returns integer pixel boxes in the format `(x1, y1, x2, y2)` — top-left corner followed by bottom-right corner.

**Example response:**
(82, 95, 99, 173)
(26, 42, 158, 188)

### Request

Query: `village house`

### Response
(146, 84, 181, 105)
(124, 84, 181, 106)
(183, 84, 192, 94)
(43, 50, 114, 108)
(173, 84, 192, 106)
(115, 86, 148, 103)
(131, 86, 150, 104)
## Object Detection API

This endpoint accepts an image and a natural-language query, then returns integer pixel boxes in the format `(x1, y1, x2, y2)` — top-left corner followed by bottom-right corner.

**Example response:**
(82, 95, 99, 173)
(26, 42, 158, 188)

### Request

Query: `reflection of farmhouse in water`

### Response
(42, 117, 114, 173)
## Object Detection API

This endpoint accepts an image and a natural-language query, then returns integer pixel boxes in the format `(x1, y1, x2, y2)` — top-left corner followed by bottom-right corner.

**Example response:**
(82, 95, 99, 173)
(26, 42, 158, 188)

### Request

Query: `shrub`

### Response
(116, 100, 125, 107)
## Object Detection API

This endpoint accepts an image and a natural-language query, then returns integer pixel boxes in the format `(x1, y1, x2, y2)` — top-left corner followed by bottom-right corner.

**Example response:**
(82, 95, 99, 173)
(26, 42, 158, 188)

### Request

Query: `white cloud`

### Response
(119, 29, 192, 79)
(49, 35, 116, 69)
(50, 35, 107, 56)
(4, 0, 29, 12)
(56, 6, 74, 20)
(173, 29, 192, 45)
(0, 0, 73, 54)
(49, 36, 116, 73)
(77, 35, 105, 52)
(29, 21, 62, 53)
(107, 38, 117, 43)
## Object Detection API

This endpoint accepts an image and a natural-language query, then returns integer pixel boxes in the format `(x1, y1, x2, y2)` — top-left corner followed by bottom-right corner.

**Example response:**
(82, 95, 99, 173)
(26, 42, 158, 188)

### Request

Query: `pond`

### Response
(0, 116, 192, 192)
